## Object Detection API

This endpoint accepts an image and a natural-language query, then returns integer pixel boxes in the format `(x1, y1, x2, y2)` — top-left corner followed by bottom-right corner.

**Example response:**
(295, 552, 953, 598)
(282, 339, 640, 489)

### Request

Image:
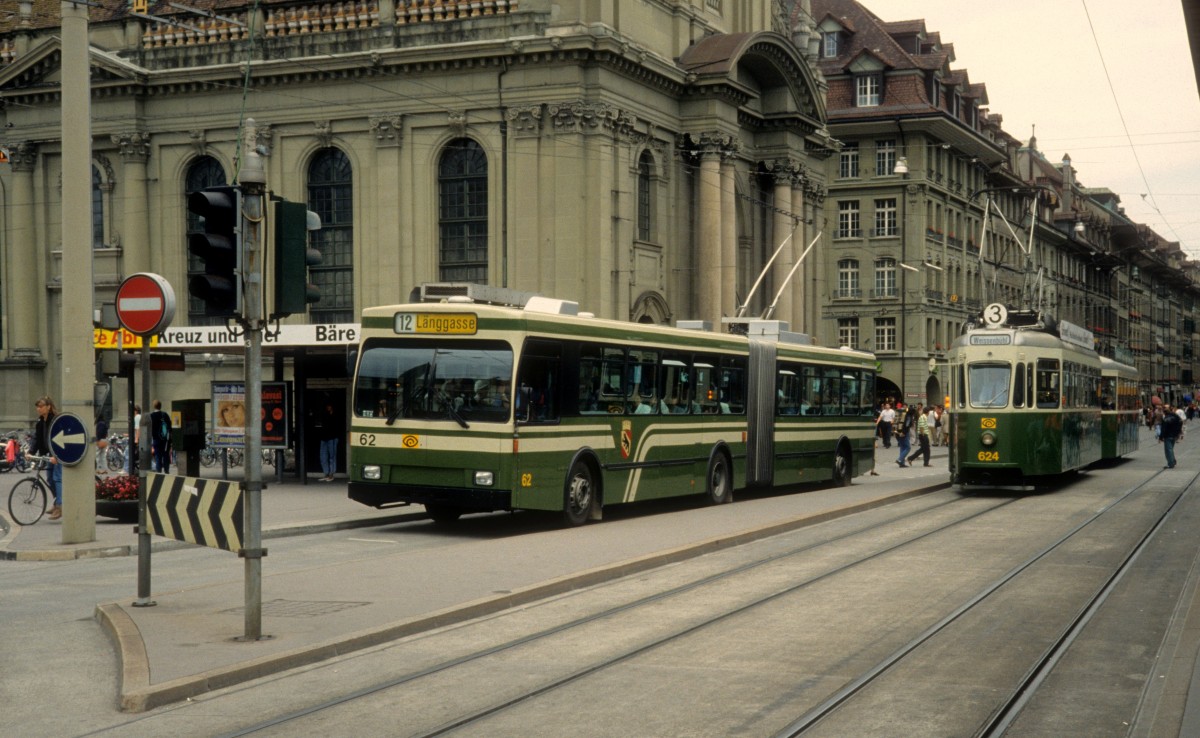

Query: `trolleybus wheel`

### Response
(705, 450, 732, 505)
(425, 504, 462, 525)
(832, 445, 851, 487)
(563, 460, 595, 527)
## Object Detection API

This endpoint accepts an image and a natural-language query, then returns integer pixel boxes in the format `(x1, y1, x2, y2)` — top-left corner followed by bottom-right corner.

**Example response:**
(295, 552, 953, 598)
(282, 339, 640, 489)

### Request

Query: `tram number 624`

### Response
(977, 450, 1000, 462)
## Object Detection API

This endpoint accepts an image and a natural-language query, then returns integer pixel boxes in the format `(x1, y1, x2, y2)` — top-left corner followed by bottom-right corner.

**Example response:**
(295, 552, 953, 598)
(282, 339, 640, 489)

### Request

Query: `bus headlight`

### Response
(363, 465, 381, 480)
(474, 471, 495, 487)
(981, 431, 997, 447)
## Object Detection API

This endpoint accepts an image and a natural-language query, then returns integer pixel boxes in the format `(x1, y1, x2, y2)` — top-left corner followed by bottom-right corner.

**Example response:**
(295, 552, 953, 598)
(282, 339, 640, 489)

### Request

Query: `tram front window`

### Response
(969, 363, 1011, 408)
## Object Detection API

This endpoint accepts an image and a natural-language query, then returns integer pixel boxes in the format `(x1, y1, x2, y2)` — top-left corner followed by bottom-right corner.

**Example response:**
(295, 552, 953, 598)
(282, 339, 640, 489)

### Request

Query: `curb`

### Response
(0, 512, 425, 561)
(101, 482, 947, 712)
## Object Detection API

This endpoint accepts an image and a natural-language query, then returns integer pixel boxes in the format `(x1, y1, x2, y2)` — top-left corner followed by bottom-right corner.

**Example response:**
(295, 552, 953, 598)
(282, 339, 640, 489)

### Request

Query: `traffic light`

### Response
(187, 186, 242, 317)
(273, 199, 323, 318)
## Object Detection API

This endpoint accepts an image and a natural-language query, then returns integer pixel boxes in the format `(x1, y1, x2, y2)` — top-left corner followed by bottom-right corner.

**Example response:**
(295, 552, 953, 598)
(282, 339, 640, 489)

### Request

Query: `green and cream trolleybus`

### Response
(348, 286, 877, 526)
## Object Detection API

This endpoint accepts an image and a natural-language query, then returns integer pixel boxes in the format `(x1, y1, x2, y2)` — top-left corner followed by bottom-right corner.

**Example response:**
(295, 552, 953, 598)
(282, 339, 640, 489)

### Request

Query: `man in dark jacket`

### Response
(1160, 404, 1183, 469)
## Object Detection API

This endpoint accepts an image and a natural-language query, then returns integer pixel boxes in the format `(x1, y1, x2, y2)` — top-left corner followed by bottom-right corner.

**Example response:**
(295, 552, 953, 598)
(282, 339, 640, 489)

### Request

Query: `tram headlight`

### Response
(474, 471, 495, 487)
(363, 465, 381, 480)
(980, 431, 997, 447)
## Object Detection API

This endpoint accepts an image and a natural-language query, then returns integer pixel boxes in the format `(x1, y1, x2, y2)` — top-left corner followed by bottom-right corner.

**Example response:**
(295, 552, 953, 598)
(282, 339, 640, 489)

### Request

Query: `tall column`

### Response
(771, 163, 794, 325)
(112, 132, 151, 271)
(791, 178, 807, 333)
(7, 142, 40, 354)
(696, 142, 723, 326)
(720, 154, 737, 320)
(60, 0, 96, 543)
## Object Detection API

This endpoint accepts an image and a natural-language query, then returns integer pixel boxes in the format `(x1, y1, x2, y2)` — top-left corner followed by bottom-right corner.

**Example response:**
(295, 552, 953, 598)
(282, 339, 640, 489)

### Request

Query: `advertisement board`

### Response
(211, 381, 291, 449)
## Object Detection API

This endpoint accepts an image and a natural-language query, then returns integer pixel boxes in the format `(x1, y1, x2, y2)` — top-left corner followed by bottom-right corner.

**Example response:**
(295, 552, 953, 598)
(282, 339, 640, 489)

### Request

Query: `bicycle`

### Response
(103, 433, 129, 472)
(7, 454, 53, 525)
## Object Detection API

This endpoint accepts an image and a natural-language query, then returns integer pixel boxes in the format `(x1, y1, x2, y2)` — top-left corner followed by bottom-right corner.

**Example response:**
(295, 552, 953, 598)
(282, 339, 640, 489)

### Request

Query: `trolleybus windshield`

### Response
(969, 363, 1011, 408)
(353, 338, 513, 424)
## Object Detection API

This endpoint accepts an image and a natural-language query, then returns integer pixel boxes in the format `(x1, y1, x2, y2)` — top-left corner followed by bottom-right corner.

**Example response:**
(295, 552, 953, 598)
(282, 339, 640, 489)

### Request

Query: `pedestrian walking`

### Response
(895, 402, 913, 467)
(1160, 404, 1183, 469)
(95, 413, 109, 475)
(908, 402, 932, 466)
(149, 400, 172, 474)
(877, 402, 895, 449)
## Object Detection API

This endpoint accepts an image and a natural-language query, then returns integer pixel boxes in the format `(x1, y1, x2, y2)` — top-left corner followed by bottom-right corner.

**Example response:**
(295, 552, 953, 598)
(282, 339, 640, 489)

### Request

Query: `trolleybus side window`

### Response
(579, 344, 625, 414)
(803, 365, 822, 414)
(718, 355, 747, 414)
(693, 356, 720, 414)
(1013, 363, 1026, 408)
(660, 355, 690, 413)
(1036, 359, 1060, 408)
(629, 349, 661, 414)
(823, 367, 842, 415)
(956, 363, 966, 409)
(968, 362, 1010, 408)
(776, 367, 800, 415)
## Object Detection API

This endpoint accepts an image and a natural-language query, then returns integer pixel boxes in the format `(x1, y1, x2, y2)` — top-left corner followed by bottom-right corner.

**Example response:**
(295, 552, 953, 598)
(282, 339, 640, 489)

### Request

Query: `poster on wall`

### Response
(211, 381, 291, 449)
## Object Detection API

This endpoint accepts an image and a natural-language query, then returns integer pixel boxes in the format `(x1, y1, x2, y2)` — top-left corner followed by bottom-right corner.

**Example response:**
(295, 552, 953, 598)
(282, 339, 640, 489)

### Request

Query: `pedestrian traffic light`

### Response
(187, 186, 243, 317)
(273, 199, 323, 318)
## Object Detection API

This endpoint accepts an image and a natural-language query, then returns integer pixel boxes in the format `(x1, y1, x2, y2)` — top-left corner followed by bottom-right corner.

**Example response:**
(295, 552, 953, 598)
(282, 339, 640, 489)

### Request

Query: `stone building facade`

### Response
(806, 0, 1200, 405)
(0, 0, 833, 431)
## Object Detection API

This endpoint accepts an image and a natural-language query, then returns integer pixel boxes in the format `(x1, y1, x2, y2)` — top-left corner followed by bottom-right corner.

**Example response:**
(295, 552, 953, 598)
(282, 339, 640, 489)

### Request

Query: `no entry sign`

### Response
(116, 273, 176, 337)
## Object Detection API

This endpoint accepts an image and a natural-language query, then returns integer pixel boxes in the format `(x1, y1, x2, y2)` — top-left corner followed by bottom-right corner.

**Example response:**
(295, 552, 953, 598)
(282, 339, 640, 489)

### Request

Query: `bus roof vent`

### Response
(411, 282, 539, 308)
(676, 320, 713, 332)
(723, 318, 812, 345)
(524, 296, 579, 316)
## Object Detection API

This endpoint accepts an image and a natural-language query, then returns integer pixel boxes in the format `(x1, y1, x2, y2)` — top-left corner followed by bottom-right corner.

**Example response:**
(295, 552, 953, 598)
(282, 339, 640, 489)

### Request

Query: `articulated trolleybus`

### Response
(349, 285, 877, 525)
(948, 302, 1136, 489)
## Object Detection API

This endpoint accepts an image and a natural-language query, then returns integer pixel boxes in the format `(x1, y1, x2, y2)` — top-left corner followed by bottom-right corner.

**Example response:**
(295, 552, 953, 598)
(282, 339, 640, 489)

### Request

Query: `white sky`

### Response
(875, 0, 1200, 257)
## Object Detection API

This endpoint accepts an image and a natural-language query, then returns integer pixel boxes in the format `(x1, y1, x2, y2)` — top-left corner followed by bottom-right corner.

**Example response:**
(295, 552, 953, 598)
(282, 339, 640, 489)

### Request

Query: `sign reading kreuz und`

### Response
(115, 273, 176, 337)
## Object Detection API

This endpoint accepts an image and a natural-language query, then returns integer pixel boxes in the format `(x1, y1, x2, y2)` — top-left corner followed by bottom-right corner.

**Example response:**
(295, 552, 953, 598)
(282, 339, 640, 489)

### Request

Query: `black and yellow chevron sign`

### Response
(146, 472, 244, 553)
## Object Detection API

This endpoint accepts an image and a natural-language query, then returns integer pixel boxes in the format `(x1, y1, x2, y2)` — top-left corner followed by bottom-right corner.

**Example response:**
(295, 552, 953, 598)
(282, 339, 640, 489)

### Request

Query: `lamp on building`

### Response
(1073, 221, 1086, 236)
(923, 261, 943, 272)
(899, 262, 920, 272)
(893, 156, 909, 175)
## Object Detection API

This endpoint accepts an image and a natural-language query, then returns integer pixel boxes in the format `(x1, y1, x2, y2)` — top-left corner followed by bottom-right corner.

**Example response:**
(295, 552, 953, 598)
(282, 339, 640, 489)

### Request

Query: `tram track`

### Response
(207, 488, 999, 737)
(778, 465, 1189, 736)
(145, 464, 1189, 737)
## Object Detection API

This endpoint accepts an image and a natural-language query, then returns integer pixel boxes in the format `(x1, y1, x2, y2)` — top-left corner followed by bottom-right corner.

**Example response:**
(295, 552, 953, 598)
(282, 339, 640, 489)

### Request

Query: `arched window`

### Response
(308, 148, 354, 324)
(185, 156, 228, 326)
(92, 166, 105, 248)
(438, 139, 488, 283)
(637, 150, 653, 242)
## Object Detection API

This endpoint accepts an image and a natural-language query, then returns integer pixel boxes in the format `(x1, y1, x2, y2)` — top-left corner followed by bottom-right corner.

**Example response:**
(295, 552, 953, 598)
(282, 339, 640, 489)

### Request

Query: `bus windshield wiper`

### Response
(386, 402, 404, 426)
(446, 402, 469, 429)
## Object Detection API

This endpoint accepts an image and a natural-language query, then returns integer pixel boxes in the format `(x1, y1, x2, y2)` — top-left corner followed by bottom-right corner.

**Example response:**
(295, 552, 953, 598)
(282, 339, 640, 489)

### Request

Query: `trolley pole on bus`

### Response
(238, 122, 268, 641)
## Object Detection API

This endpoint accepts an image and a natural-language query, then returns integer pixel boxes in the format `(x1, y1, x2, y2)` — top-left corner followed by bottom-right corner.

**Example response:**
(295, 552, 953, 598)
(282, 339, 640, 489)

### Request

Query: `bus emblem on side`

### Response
(401, 434, 420, 449)
(980, 418, 996, 429)
(620, 420, 632, 459)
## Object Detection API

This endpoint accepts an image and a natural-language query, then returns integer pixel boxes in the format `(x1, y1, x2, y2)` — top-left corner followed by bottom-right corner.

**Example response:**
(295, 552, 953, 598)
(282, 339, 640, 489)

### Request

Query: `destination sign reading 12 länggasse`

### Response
(394, 313, 478, 335)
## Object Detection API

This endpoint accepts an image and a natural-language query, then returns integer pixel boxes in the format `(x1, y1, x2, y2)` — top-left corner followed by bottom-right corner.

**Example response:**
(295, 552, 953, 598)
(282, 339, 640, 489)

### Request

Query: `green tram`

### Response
(348, 289, 877, 525)
(947, 304, 1103, 488)
(1099, 356, 1140, 459)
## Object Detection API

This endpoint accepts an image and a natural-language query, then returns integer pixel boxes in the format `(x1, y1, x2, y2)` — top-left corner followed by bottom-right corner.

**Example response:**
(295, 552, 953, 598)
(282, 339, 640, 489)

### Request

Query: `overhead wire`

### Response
(1079, 0, 1188, 250)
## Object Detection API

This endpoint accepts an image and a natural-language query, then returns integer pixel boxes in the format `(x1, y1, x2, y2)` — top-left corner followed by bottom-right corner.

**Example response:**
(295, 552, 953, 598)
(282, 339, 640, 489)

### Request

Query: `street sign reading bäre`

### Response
(115, 273, 176, 337)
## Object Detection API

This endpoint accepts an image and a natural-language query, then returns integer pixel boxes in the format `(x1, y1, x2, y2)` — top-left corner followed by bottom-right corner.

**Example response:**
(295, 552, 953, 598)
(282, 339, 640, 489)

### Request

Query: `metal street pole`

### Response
(238, 121, 268, 641)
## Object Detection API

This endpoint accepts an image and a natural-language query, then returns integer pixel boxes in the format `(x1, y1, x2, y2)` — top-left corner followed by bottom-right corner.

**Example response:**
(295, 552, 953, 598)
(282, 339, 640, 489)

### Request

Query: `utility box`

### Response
(172, 399, 207, 478)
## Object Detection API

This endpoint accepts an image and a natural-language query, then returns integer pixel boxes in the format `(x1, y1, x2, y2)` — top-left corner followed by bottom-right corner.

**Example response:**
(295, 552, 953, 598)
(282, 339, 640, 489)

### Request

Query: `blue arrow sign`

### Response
(49, 412, 89, 466)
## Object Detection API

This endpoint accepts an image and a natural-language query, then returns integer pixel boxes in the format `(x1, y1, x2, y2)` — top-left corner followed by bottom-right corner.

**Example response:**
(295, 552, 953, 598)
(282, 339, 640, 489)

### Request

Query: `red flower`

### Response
(95, 475, 140, 501)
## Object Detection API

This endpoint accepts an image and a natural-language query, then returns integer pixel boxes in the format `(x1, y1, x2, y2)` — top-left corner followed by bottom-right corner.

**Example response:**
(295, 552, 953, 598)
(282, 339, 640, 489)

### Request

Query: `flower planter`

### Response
(95, 499, 139, 522)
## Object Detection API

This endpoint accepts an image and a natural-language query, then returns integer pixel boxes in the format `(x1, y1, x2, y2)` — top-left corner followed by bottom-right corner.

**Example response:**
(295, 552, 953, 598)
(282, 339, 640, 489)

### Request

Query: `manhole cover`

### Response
(222, 599, 371, 618)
